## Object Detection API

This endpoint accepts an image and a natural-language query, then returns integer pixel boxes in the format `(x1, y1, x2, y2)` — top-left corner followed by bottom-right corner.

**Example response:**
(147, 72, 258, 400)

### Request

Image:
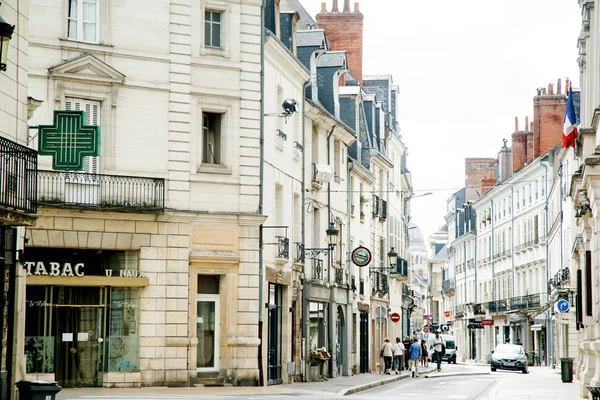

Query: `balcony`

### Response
(371, 271, 388, 295)
(0, 136, 38, 218)
(294, 242, 305, 264)
(334, 268, 347, 286)
(510, 294, 541, 310)
(442, 278, 456, 294)
(37, 170, 165, 211)
(487, 299, 509, 313)
(454, 303, 467, 317)
(372, 195, 387, 221)
(311, 259, 324, 281)
(390, 257, 408, 280)
(275, 236, 289, 264)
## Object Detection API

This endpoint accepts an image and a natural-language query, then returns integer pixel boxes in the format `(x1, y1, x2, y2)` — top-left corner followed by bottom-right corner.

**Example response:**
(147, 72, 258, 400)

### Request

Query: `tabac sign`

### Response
(37, 110, 100, 171)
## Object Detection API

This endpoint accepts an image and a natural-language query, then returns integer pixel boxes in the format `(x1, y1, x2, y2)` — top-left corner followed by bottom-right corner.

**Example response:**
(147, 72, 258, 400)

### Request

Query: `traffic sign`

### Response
(376, 306, 387, 317)
(423, 326, 430, 334)
(424, 333, 429, 339)
(390, 312, 400, 322)
(556, 299, 570, 313)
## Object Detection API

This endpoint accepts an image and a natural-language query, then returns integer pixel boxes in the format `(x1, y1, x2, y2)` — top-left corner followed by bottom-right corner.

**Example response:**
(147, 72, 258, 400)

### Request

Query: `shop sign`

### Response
(25, 261, 84, 277)
(25, 261, 146, 278)
(482, 319, 494, 326)
(351, 247, 372, 267)
(444, 310, 451, 318)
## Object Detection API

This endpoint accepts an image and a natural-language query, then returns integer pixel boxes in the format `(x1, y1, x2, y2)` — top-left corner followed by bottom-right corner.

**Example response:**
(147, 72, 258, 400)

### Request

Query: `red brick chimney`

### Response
(316, 1, 364, 84)
(465, 158, 495, 201)
(481, 167, 497, 195)
(533, 78, 567, 158)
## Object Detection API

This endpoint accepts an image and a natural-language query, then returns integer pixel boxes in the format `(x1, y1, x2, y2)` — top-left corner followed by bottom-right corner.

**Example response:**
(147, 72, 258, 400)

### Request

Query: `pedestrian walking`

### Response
(392, 337, 405, 374)
(409, 338, 422, 378)
(431, 330, 444, 372)
(420, 339, 429, 367)
(381, 338, 393, 375)
(402, 336, 411, 370)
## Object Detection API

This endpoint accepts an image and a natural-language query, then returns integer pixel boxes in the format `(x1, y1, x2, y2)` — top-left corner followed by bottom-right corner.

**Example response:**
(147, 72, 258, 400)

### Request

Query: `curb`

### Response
(335, 368, 437, 396)
(424, 371, 491, 379)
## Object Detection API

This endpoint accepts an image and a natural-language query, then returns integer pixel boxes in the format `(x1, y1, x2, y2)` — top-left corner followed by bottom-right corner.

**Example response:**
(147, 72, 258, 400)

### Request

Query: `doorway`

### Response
(196, 296, 219, 370)
(359, 312, 368, 373)
(336, 306, 345, 376)
(267, 284, 282, 384)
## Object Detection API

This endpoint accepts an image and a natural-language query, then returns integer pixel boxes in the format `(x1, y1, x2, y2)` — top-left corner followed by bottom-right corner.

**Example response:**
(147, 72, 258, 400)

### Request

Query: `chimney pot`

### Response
(525, 116, 529, 131)
(530, 121, 533, 131)
(515, 117, 518, 132)
(548, 83, 554, 95)
(320, 2, 327, 12)
(557, 78, 562, 95)
(354, 2, 360, 12)
(332, 0, 339, 12)
(343, 0, 350, 12)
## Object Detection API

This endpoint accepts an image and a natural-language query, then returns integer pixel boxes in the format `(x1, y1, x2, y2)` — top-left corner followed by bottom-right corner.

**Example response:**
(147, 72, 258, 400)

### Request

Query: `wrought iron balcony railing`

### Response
(442, 278, 456, 292)
(334, 268, 347, 286)
(37, 170, 165, 210)
(294, 242, 305, 263)
(371, 271, 388, 295)
(276, 236, 289, 260)
(311, 259, 324, 281)
(0, 136, 38, 213)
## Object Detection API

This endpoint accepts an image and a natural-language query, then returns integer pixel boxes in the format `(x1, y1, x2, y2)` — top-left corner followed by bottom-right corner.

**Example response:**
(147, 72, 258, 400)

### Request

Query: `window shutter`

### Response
(66, 98, 101, 174)
(586, 250, 593, 317)
(576, 269, 583, 330)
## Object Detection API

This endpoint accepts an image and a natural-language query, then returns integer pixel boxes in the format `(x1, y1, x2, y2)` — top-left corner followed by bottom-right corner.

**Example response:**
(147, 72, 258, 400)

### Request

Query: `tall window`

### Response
(202, 112, 222, 164)
(205, 10, 222, 48)
(65, 98, 101, 174)
(68, 0, 99, 43)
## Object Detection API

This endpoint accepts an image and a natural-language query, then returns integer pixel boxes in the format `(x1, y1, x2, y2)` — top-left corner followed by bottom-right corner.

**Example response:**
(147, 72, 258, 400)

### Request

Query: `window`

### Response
(205, 10, 222, 48)
(65, 98, 101, 174)
(68, 0, 99, 43)
(202, 112, 222, 164)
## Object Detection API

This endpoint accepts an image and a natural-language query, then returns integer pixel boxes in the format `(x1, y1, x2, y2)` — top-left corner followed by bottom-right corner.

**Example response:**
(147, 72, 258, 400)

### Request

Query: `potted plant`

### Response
(360, 211, 365, 223)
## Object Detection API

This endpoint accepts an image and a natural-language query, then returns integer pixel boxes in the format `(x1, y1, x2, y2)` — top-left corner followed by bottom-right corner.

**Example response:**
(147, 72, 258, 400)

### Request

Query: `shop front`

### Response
(23, 248, 147, 388)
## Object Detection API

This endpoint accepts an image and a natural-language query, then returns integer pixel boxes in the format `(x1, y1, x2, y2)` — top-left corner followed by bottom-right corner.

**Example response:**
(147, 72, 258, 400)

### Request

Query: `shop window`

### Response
(309, 302, 326, 350)
(107, 287, 140, 372)
(198, 275, 220, 294)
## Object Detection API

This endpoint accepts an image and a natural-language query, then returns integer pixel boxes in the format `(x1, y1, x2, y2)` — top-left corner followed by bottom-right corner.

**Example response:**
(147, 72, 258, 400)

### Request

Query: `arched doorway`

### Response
(336, 306, 346, 375)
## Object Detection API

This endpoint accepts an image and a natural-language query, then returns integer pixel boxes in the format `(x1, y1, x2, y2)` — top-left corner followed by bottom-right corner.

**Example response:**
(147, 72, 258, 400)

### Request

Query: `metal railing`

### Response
(442, 278, 456, 292)
(294, 242, 305, 263)
(0, 136, 38, 213)
(334, 268, 347, 286)
(467, 259, 474, 268)
(276, 236, 289, 259)
(37, 170, 165, 210)
(454, 303, 467, 316)
(312, 259, 324, 281)
(510, 293, 541, 310)
(371, 271, 388, 295)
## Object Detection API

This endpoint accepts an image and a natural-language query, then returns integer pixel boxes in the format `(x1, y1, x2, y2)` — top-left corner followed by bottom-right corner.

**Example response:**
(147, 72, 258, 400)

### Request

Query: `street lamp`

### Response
(387, 247, 398, 269)
(0, 10, 15, 72)
(298, 222, 339, 260)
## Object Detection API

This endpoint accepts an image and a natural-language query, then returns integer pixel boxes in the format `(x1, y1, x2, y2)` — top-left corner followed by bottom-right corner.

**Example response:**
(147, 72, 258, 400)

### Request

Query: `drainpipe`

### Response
(300, 79, 310, 381)
(511, 187, 515, 299)
(491, 200, 495, 303)
(258, 0, 266, 386)
(326, 125, 336, 282)
(346, 159, 354, 377)
(540, 159, 552, 367)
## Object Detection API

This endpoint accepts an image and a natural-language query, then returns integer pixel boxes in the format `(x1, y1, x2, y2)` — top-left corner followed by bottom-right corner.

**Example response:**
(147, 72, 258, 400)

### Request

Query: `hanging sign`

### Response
(38, 110, 100, 170)
(351, 246, 372, 267)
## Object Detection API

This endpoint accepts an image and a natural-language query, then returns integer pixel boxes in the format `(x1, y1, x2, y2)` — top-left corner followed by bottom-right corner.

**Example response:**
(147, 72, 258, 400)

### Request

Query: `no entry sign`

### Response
(390, 313, 400, 322)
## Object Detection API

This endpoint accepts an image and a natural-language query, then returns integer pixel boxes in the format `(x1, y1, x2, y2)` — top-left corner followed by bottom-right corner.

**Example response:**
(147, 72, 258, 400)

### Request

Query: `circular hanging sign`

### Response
(390, 313, 401, 323)
(423, 326, 430, 334)
(351, 246, 372, 267)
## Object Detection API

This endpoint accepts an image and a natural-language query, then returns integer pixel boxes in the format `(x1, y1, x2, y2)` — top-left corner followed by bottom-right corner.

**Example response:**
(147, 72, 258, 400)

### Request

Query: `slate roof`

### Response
(297, 29, 326, 47)
(430, 244, 448, 261)
(280, 0, 317, 29)
(316, 51, 346, 68)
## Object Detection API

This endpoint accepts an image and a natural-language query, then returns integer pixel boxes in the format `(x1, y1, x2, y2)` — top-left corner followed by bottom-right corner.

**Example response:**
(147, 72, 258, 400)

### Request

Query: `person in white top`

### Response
(392, 337, 405, 374)
(431, 331, 444, 372)
(381, 338, 394, 375)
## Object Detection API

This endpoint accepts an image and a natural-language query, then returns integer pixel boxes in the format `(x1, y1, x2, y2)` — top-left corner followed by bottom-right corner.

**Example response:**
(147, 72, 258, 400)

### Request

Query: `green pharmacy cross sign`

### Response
(38, 110, 100, 171)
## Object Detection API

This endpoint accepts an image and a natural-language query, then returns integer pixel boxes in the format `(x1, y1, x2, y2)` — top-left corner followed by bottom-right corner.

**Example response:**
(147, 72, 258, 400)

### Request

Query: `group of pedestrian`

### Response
(380, 331, 446, 378)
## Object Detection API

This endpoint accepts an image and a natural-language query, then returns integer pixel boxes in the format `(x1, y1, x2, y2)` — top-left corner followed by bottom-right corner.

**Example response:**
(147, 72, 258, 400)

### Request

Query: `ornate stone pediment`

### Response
(48, 53, 125, 85)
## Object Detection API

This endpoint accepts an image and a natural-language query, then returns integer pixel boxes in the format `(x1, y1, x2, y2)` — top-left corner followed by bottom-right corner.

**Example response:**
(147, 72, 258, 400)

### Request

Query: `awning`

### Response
(531, 324, 544, 331)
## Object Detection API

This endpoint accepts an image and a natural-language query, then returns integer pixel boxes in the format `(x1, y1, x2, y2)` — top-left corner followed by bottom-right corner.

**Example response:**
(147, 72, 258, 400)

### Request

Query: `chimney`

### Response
(320, 2, 327, 12)
(316, 1, 364, 84)
(498, 139, 513, 182)
(557, 78, 562, 95)
(332, 0, 339, 12)
(481, 168, 497, 194)
(526, 132, 534, 163)
(533, 79, 567, 158)
(512, 130, 527, 173)
(465, 158, 496, 202)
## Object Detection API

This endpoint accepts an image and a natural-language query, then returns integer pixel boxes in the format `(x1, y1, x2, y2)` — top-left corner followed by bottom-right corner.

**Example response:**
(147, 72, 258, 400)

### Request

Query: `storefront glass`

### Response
(309, 302, 326, 350)
(24, 248, 141, 387)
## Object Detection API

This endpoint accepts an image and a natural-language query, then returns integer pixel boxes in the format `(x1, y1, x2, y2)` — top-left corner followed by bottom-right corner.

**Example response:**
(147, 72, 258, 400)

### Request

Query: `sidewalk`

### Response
(481, 366, 582, 400)
(57, 368, 437, 399)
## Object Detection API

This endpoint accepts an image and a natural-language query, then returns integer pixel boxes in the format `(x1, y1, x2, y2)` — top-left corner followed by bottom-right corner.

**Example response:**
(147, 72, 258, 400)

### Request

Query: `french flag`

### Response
(562, 82, 578, 149)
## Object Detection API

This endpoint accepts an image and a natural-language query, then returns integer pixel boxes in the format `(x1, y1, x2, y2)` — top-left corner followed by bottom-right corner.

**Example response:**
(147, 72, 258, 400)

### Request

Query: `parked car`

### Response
(441, 335, 457, 364)
(490, 344, 528, 373)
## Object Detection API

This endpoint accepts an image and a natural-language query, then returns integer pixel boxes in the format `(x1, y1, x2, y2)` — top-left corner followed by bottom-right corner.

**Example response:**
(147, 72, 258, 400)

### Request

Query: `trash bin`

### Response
(560, 358, 574, 383)
(16, 380, 62, 400)
(586, 386, 600, 400)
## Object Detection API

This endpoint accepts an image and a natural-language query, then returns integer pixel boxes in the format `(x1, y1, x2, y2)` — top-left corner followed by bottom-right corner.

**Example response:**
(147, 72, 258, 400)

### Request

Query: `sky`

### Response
(299, 0, 582, 249)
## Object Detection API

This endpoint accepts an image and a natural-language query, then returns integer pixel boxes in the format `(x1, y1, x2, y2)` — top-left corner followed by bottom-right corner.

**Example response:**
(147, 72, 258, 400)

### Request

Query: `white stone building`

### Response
(24, 0, 264, 388)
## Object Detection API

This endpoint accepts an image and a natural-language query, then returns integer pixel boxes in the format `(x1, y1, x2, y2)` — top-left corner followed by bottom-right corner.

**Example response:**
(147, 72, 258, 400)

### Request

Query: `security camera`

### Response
(282, 99, 298, 116)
